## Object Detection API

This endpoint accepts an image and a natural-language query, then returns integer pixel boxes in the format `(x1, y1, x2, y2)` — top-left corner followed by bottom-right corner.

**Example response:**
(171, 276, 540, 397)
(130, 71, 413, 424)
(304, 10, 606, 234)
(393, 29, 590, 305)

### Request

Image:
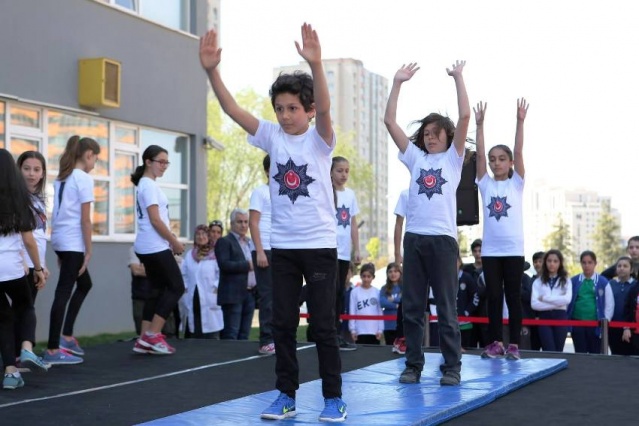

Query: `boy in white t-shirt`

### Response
(200, 23, 346, 422)
(384, 61, 470, 386)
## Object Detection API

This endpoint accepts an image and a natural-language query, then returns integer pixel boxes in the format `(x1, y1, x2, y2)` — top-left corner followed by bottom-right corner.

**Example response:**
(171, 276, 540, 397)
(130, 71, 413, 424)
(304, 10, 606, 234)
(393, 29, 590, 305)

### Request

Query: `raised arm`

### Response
(199, 29, 259, 136)
(446, 60, 470, 156)
(295, 23, 333, 146)
(473, 101, 488, 180)
(514, 98, 528, 178)
(384, 63, 420, 153)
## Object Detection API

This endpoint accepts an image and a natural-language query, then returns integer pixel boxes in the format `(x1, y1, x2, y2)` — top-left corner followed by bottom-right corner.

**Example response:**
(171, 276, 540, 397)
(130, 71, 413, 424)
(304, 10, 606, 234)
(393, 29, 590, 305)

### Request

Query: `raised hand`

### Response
(517, 97, 529, 121)
(473, 101, 487, 125)
(295, 23, 322, 64)
(394, 63, 420, 84)
(199, 29, 222, 71)
(446, 60, 466, 78)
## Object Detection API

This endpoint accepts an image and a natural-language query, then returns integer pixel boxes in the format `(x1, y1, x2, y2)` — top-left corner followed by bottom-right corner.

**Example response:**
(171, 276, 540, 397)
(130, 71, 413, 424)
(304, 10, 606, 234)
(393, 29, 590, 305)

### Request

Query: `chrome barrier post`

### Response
(423, 312, 430, 347)
(600, 318, 609, 355)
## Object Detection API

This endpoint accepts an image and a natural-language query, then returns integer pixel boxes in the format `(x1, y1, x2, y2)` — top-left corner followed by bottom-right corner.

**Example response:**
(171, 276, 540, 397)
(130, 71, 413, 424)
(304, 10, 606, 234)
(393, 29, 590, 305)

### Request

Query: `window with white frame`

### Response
(100, 0, 190, 32)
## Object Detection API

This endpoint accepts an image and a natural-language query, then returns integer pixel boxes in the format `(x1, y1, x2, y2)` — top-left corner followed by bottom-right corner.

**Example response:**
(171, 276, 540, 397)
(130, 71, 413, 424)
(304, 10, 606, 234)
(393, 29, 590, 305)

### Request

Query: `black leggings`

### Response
(136, 250, 185, 322)
(1, 276, 36, 367)
(48, 251, 92, 349)
(482, 256, 524, 345)
(14, 268, 39, 356)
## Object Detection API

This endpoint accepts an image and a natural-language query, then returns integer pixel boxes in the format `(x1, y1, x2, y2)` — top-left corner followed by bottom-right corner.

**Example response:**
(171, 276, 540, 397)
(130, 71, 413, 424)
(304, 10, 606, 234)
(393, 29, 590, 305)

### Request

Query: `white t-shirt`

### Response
(477, 171, 525, 256)
(399, 143, 463, 239)
(335, 188, 359, 261)
(23, 195, 47, 268)
(0, 233, 26, 282)
(248, 120, 336, 249)
(393, 189, 409, 218)
(349, 285, 385, 336)
(51, 168, 94, 252)
(249, 183, 272, 251)
(134, 177, 171, 254)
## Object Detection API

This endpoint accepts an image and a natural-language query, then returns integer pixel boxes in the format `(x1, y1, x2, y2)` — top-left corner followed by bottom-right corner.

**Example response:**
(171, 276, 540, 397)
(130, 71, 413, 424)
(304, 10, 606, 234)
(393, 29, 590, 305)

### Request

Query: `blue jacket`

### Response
(568, 274, 612, 337)
(379, 283, 401, 331)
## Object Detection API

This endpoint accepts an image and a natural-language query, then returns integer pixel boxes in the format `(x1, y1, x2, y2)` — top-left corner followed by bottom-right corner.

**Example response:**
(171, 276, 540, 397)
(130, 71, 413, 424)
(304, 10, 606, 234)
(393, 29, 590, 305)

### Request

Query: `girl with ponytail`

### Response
(45, 135, 100, 365)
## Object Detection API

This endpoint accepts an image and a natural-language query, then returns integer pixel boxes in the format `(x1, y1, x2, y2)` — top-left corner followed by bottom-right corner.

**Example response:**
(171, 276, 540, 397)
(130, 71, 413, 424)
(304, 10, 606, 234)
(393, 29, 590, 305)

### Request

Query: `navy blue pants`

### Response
(538, 310, 568, 352)
(571, 325, 601, 354)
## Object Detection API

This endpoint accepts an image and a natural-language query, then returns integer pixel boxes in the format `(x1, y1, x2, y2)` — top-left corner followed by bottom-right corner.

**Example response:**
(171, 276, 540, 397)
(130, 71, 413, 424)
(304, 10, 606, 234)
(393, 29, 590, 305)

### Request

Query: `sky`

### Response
(215, 0, 638, 239)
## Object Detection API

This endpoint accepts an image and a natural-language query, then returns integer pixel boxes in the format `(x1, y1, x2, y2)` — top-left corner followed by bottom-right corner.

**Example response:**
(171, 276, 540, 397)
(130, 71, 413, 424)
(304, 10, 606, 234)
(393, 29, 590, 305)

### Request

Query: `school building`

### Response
(0, 0, 217, 339)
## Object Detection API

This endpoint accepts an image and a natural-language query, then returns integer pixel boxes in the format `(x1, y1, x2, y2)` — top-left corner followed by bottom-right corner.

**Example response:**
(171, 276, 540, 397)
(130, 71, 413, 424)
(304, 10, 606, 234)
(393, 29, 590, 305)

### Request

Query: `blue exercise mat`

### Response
(140, 353, 567, 425)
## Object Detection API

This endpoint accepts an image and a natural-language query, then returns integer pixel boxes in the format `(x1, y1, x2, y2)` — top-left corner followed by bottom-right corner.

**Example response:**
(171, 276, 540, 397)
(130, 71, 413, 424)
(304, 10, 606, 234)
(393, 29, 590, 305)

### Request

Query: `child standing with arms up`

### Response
(474, 99, 529, 360)
(331, 156, 360, 351)
(349, 263, 384, 345)
(200, 23, 346, 422)
(0, 149, 48, 389)
(45, 136, 100, 365)
(384, 61, 470, 386)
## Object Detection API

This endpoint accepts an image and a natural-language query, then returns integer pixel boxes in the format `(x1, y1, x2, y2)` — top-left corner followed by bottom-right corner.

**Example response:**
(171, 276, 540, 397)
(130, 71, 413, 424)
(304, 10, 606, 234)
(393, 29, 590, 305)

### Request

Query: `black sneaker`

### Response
(440, 370, 461, 386)
(399, 367, 421, 384)
(338, 336, 357, 351)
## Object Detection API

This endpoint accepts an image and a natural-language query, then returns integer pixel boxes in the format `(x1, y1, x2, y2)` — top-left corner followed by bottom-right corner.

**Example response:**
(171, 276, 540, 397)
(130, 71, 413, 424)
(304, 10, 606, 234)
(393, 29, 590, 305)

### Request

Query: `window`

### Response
(0, 101, 5, 148)
(139, 0, 189, 32)
(114, 152, 136, 234)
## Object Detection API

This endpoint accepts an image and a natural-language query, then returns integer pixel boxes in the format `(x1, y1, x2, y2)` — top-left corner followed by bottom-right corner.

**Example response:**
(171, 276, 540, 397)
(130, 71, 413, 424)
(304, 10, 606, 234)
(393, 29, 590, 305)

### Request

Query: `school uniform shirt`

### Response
(179, 250, 223, 334)
(51, 168, 94, 252)
(393, 189, 409, 218)
(22, 195, 47, 268)
(609, 278, 637, 320)
(248, 183, 272, 251)
(248, 120, 336, 249)
(399, 143, 463, 239)
(531, 276, 572, 311)
(379, 283, 401, 331)
(477, 172, 525, 256)
(0, 233, 26, 282)
(335, 188, 359, 261)
(349, 285, 384, 336)
(134, 177, 170, 255)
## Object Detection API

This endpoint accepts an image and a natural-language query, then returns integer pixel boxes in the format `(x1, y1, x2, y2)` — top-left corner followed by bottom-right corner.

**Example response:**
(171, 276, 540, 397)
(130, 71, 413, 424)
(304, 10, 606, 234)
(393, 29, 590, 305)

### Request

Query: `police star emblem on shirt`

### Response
(336, 204, 351, 228)
(416, 167, 447, 199)
(273, 157, 315, 204)
(487, 195, 511, 221)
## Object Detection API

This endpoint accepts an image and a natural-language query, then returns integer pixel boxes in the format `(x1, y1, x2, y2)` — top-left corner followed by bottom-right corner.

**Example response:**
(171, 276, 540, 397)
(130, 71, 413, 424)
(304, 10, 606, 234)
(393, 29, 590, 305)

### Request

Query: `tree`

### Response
(543, 214, 574, 262)
(365, 237, 381, 262)
(458, 228, 470, 258)
(592, 200, 624, 269)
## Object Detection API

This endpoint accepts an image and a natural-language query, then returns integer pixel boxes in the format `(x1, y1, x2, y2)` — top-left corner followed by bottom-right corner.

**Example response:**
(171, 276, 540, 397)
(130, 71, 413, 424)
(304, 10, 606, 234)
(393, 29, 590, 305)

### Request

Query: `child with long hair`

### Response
(531, 249, 572, 352)
(608, 256, 637, 355)
(474, 99, 529, 360)
(45, 135, 100, 365)
(0, 149, 48, 389)
(131, 144, 185, 355)
(379, 262, 402, 346)
(384, 60, 470, 386)
(331, 155, 360, 351)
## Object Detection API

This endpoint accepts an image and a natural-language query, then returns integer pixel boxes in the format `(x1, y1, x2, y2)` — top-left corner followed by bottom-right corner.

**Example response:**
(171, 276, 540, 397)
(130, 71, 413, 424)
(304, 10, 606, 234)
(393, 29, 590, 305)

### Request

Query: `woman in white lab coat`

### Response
(180, 224, 223, 339)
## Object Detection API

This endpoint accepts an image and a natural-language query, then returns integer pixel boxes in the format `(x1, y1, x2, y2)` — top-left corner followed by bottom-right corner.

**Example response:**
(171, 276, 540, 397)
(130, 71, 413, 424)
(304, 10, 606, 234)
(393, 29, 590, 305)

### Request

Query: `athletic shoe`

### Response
(42, 350, 83, 365)
(318, 397, 347, 422)
(481, 341, 505, 359)
(260, 392, 296, 420)
(337, 336, 357, 351)
(59, 336, 85, 356)
(399, 366, 421, 384)
(3, 373, 24, 390)
(258, 343, 276, 355)
(138, 333, 175, 355)
(132, 340, 152, 354)
(505, 344, 521, 360)
(392, 337, 406, 355)
(20, 349, 49, 373)
(440, 370, 461, 386)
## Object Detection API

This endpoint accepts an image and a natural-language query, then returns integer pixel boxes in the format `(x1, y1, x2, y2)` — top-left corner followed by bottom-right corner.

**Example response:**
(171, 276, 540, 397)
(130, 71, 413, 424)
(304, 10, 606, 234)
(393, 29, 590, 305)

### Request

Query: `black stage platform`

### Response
(0, 340, 635, 425)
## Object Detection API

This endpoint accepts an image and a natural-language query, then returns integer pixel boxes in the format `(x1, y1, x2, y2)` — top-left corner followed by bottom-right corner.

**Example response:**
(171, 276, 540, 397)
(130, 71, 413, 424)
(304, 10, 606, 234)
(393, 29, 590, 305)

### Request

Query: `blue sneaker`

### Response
(59, 337, 85, 356)
(3, 373, 24, 390)
(20, 349, 49, 373)
(319, 397, 347, 422)
(260, 393, 296, 420)
(42, 350, 83, 365)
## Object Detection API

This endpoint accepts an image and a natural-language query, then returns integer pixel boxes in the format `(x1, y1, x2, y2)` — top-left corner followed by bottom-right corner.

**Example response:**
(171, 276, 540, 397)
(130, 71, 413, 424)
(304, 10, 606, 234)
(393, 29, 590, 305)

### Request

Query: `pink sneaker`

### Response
(481, 341, 505, 359)
(132, 340, 152, 354)
(392, 337, 406, 355)
(505, 344, 521, 360)
(138, 333, 175, 355)
(258, 343, 276, 355)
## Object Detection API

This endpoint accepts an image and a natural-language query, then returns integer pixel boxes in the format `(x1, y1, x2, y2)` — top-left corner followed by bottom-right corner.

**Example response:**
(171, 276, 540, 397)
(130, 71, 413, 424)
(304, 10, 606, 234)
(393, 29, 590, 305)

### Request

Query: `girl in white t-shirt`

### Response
(331, 156, 360, 350)
(384, 61, 470, 386)
(45, 136, 100, 365)
(131, 145, 185, 355)
(0, 149, 48, 389)
(349, 263, 384, 345)
(474, 100, 529, 361)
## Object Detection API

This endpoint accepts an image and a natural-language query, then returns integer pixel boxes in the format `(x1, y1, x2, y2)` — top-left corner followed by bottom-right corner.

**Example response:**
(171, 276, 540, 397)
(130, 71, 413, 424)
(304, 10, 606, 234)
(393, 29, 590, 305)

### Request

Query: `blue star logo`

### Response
(272, 157, 315, 204)
(336, 204, 351, 228)
(416, 168, 447, 200)
(487, 195, 511, 221)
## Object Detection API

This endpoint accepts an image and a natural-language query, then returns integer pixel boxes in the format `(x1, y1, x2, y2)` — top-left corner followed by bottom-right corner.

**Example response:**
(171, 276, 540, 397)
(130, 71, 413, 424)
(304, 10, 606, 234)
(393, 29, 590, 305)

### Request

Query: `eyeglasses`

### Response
(151, 159, 171, 166)
(209, 220, 223, 228)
